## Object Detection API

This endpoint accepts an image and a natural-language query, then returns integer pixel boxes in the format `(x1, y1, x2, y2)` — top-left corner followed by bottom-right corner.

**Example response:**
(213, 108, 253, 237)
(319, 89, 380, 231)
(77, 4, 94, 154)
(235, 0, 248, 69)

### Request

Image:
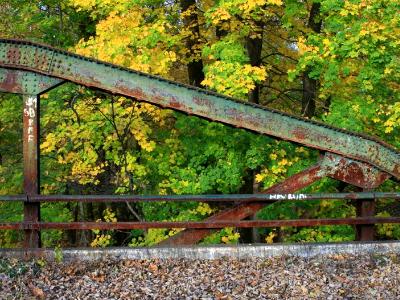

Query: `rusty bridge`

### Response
(0, 39, 400, 249)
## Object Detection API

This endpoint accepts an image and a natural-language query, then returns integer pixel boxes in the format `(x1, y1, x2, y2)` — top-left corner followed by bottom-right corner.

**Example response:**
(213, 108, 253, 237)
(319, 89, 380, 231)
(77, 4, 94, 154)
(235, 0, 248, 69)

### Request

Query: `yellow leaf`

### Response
(221, 236, 229, 243)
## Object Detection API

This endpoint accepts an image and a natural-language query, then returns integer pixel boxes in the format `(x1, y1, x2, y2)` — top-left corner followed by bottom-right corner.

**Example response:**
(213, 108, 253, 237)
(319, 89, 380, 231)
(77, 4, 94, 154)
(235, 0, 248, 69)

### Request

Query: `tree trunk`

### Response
(302, 2, 322, 118)
(244, 22, 264, 241)
(246, 22, 263, 104)
(180, 0, 205, 87)
(302, 75, 317, 118)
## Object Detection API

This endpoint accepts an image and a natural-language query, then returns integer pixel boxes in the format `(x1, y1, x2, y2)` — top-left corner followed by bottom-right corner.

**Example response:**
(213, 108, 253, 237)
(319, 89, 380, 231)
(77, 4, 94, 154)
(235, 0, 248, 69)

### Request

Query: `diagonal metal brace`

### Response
(160, 153, 390, 245)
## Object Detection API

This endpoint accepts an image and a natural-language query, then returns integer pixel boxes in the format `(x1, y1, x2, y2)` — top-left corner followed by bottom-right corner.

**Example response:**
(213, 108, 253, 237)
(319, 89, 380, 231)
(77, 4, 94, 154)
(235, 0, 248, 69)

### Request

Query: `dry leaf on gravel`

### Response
(1, 254, 400, 299)
(28, 283, 45, 299)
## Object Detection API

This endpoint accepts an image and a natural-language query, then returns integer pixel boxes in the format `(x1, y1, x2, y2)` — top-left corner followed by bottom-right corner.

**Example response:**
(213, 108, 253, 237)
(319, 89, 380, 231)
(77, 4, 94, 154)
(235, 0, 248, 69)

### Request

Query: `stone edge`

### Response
(1, 241, 400, 261)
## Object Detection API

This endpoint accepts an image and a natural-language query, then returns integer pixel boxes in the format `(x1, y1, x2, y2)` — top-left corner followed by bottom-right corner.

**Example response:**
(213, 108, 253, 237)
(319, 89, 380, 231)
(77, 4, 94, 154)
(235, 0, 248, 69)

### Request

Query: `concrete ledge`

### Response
(1, 241, 400, 261)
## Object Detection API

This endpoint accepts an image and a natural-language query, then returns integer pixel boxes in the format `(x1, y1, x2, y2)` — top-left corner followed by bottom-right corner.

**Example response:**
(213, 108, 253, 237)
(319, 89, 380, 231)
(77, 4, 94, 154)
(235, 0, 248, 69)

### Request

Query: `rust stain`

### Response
(34, 50, 49, 71)
(324, 153, 390, 188)
(112, 79, 148, 101)
(292, 127, 307, 140)
(169, 97, 184, 110)
(0, 70, 21, 93)
(7, 47, 21, 65)
(193, 96, 211, 107)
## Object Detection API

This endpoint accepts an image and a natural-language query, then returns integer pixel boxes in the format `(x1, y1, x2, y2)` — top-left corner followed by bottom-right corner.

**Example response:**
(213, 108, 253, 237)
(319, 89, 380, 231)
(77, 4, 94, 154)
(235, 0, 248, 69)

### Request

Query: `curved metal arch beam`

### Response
(0, 39, 399, 178)
(0, 68, 64, 95)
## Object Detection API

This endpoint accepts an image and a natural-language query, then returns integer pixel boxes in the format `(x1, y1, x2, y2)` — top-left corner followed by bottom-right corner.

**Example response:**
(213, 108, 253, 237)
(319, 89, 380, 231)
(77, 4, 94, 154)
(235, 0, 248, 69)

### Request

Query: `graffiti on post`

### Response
(24, 96, 37, 142)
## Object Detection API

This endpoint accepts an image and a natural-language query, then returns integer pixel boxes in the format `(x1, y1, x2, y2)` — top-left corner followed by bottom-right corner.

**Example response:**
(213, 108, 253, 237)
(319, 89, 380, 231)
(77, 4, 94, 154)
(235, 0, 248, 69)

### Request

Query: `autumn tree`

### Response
(1, 0, 400, 247)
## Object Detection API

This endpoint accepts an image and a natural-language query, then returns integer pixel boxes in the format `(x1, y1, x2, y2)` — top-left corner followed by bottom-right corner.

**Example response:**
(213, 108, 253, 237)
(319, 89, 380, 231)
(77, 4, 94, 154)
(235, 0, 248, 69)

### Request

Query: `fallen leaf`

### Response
(28, 283, 45, 300)
(149, 263, 158, 273)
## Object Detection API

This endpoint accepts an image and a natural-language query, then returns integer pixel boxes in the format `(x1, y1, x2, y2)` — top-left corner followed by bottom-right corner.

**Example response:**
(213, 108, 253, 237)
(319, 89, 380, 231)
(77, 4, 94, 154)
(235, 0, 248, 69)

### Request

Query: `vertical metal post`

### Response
(356, 189, 375, 241)
(23, 94, 41, 248)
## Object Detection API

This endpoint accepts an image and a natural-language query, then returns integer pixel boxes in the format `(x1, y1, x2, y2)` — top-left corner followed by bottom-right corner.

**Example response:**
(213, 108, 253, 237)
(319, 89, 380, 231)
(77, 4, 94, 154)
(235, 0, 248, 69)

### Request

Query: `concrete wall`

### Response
(1, 241, 400, 262)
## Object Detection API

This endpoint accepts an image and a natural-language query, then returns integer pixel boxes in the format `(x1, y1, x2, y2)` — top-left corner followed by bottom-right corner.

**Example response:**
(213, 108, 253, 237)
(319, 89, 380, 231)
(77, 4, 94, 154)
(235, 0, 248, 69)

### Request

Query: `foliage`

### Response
(201, 227, 241, 245)
(1, 0, 400, 248)
(0, 258, 29, 278)
(201, 38, 268, 97)
(291, 0, 400, 142)
(54, 245, 64, 263)
(0, 0, 93, 47)
(130, 202, 216, 246)
(91, 208, 117, 247)
(376, 211, 400, 240)
(0, 94, 23, 247)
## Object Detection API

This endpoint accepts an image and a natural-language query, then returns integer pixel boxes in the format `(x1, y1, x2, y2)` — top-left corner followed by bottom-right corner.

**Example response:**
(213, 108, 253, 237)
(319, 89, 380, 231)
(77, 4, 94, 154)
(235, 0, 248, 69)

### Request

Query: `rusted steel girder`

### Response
(0, 68, 63, 95)
(0, 39, 399, 178)
(1, 217, 400, 231)
(160, 154, 390, 245)
(23, 94, 40, 248)
(323, 153, 390, 188)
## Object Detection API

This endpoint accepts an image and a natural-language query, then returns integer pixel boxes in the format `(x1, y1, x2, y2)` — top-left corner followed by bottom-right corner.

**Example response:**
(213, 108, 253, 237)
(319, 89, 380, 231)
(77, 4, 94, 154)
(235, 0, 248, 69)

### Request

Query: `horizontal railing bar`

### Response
(1, 217, 400, 230)
(0, 195, 27, 201)
(0, 192, 400, 203)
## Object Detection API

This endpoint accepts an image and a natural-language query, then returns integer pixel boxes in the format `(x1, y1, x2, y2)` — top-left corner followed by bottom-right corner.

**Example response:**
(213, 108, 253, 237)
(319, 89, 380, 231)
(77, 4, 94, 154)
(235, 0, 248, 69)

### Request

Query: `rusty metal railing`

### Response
(1, 192, 400, 245)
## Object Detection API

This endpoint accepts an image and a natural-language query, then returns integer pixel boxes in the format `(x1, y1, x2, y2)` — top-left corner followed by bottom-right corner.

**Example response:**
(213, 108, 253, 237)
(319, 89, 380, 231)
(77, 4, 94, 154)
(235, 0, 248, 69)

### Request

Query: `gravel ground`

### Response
(1, 253, 400, 299)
